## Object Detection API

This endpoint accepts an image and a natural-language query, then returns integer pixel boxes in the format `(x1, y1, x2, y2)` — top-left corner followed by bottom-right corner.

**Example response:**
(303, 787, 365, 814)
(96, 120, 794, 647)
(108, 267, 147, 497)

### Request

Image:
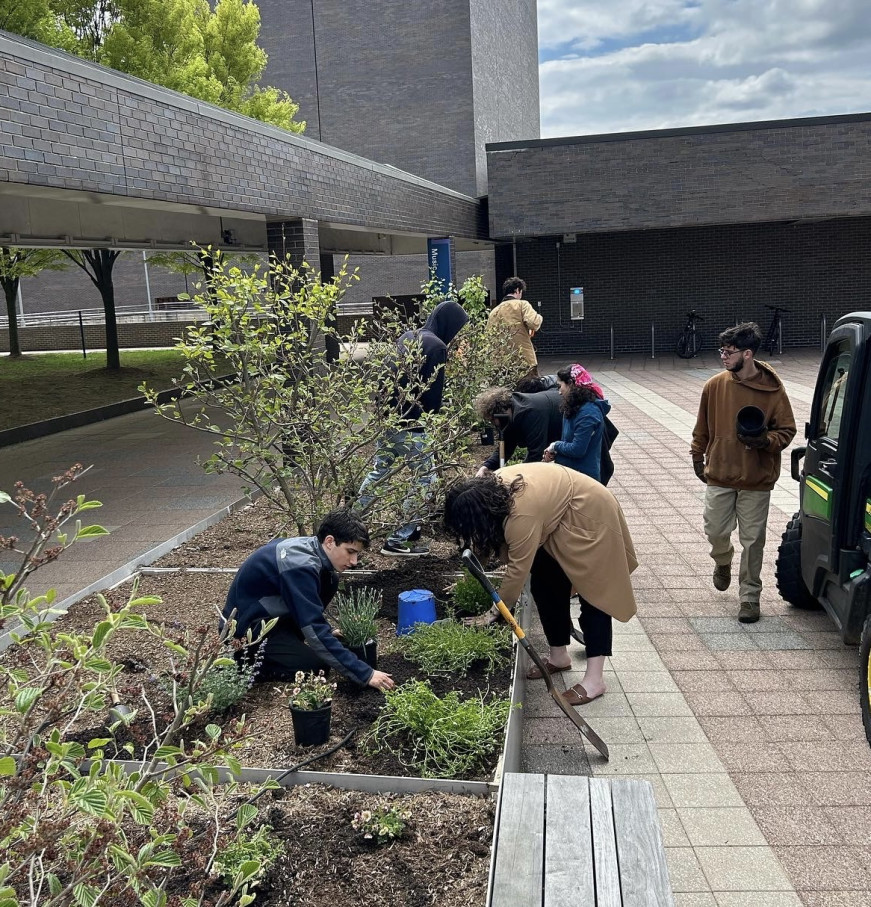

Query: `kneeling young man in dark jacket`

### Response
(223, 509, 394, 691)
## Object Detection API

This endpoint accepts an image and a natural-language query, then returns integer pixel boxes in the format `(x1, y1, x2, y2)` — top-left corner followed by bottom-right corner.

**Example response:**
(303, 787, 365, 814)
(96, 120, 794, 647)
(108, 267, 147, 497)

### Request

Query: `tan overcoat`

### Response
(487, 297, 542, 368)
(494, 463, 638, 622)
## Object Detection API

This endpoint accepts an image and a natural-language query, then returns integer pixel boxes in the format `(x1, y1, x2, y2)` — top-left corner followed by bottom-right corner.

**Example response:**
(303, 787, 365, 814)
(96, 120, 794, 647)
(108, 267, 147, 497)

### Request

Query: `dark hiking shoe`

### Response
(713, 563, 732, 591)
(380, 539, 431, 557)
(738, 601, 760, 623)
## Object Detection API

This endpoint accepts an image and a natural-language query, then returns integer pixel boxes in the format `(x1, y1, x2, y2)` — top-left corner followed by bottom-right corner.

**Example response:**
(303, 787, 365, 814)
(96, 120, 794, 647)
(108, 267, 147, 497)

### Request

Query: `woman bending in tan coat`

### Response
(444, 462, 637, 705)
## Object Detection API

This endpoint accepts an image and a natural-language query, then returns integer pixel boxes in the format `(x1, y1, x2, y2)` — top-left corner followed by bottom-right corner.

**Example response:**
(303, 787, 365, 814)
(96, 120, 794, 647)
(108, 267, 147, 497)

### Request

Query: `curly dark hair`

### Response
(556, 366, 600, 419)
(443, 475, 525, 559)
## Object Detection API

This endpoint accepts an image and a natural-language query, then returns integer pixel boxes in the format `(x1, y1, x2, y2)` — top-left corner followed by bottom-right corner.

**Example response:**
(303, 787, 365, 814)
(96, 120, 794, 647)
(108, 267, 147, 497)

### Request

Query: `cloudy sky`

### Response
(538, 0, 871, 138)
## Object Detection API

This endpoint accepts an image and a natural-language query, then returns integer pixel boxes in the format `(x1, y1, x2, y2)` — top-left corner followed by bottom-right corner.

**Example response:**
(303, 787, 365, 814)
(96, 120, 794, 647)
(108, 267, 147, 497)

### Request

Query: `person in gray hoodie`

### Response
(358, 299, 468, 555)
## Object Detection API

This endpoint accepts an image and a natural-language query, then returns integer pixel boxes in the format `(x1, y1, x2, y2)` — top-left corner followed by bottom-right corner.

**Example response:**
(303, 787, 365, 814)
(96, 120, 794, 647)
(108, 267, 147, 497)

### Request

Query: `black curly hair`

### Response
(443, 474, 525, 559)
(556, 366, 600, 419)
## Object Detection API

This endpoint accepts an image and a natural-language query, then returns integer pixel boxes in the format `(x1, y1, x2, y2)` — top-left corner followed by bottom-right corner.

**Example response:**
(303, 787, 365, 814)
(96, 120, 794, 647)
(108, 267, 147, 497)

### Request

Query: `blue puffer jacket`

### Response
(552, 398, 612, 481)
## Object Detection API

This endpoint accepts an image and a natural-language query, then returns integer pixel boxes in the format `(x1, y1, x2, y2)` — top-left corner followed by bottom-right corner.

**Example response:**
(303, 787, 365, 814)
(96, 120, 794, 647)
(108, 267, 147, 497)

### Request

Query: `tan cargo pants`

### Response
(703, 486, 771, 604)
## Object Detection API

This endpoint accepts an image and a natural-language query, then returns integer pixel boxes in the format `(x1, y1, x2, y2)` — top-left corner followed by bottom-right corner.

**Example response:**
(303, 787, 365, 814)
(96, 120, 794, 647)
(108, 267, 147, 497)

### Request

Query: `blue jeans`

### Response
(358, 429, 435, 541)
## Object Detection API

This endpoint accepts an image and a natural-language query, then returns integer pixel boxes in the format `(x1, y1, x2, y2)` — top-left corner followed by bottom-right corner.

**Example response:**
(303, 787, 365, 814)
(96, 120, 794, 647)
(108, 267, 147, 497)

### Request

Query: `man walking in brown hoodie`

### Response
(691, 322, 796, 623)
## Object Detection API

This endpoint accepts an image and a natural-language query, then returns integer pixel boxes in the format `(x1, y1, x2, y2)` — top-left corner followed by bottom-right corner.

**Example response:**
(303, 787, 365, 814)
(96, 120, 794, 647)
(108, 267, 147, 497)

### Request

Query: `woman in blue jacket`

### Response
(542, 364, 611, 482)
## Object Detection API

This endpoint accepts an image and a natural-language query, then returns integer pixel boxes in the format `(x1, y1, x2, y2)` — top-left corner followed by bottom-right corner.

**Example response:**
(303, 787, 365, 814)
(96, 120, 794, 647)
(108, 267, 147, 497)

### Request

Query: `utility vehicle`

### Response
(775, 312, 871, 745)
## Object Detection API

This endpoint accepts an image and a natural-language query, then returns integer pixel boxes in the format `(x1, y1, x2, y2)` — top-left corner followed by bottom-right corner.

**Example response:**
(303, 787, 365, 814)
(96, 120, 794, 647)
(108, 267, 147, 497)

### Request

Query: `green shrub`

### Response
(333, 585, 380, 646)
(363, 680, 511, 778)
(399, 620, 510, 674)
(213, 824, 283, 893)
(196, 651, 260, 712)
(450, 568, 496, 616)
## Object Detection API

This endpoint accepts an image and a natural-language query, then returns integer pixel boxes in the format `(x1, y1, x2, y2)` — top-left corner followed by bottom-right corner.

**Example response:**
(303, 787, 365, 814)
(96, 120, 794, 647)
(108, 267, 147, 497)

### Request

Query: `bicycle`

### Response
(675, 309, 704, 359)
(762, 304, 789, 356)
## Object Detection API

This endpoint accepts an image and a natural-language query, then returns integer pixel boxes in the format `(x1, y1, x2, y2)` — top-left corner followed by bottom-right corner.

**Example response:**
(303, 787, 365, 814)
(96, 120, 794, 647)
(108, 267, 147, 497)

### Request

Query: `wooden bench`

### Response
(490, 773, 674, 907)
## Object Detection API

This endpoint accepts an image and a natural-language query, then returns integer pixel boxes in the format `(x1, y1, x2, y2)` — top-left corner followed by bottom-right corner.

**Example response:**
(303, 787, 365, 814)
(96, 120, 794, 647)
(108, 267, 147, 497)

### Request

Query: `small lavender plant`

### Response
(334, 585, 381, 647)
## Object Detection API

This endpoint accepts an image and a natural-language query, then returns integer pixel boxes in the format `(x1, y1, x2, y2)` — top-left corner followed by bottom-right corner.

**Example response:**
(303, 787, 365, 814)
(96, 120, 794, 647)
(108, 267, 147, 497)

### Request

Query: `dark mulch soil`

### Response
(256, 786, 493, 907)
(151, 493, 473, 571)
(7, 563, 512, 780)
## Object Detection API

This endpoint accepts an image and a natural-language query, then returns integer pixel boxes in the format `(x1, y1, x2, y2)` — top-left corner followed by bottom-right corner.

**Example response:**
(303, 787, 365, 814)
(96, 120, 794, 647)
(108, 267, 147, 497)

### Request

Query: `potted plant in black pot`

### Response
(288, 670, 336, 747)
(334, 586, 380, 669)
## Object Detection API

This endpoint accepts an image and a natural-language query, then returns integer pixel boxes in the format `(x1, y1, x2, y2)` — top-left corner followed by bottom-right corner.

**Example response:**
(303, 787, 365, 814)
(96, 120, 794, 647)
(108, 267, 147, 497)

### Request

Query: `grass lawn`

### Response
(0, 350, 196, 431)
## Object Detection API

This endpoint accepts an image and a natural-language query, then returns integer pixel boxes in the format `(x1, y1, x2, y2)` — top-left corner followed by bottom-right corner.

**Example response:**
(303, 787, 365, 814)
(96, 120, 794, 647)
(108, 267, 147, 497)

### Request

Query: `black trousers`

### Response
(529, 548, 613, 658)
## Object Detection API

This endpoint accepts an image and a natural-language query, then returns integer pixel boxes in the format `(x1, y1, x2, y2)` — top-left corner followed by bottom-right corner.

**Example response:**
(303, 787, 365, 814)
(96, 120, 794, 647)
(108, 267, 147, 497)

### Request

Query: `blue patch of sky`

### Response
(539, 21, 703, 63)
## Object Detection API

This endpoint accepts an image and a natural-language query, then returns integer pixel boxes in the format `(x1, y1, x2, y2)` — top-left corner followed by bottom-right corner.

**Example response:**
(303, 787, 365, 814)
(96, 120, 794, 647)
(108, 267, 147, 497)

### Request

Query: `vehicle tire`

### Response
(676, 332, 701, 359)
(860, 614, 871, 748)
(775, 512, 821, 609)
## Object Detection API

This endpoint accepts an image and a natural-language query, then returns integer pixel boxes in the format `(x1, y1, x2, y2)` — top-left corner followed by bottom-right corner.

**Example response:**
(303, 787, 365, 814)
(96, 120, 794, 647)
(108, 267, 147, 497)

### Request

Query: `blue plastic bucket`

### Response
(397, 589, 437, 635)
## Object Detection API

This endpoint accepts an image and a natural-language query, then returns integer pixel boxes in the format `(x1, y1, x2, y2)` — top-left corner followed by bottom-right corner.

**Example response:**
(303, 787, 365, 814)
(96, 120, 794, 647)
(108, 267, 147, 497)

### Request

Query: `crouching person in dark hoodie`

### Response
(222, 508, 395, 691)
(358, 299, 469, 556)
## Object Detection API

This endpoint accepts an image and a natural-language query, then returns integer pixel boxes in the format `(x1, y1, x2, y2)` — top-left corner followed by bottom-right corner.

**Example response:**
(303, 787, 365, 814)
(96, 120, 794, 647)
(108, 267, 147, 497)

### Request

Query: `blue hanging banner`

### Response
(427, 237, 453, 294)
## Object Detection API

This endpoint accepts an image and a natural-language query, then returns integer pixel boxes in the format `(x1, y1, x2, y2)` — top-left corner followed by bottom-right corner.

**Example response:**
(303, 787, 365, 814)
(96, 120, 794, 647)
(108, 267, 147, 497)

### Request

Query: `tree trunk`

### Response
(2, 277, 22, 357)
(100, 261, 120, 370)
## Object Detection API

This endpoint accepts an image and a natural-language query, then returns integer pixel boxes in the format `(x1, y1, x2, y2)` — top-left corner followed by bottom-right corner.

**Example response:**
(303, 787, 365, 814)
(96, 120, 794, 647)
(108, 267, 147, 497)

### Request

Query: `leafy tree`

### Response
(2, 0, 304, 132)
(0, 0, 78, 50)
(0, 248, 69, 358)
(147, 246, 262, 302)
(143, 253, 445, 536)
(62, 248, 124, 370)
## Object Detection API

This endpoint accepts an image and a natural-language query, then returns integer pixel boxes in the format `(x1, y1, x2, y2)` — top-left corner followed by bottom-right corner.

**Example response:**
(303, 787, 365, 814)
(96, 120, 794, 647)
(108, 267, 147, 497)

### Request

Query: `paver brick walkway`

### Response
(522, 349, 870, 906)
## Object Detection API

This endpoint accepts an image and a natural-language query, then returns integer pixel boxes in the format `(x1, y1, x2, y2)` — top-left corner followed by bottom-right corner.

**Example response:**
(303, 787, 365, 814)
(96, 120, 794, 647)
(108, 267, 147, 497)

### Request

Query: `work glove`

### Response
(692, 459, 707, 484)
(738, 429, 769, 450)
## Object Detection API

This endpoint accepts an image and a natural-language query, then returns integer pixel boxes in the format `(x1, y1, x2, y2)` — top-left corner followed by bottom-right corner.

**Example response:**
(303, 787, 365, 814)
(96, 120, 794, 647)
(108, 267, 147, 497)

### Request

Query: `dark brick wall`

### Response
(487, 114, 871, 238)
(516, 217, 871, 357)
(257, 0, 540, 197)
(469, 0, 540, 196)
(0, 33, 484, 241)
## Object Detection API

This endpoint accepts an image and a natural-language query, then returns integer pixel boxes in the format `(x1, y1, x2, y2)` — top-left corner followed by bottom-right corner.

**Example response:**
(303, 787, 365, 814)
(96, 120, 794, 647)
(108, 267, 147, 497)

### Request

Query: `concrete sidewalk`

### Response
(0, 400, 247, 607)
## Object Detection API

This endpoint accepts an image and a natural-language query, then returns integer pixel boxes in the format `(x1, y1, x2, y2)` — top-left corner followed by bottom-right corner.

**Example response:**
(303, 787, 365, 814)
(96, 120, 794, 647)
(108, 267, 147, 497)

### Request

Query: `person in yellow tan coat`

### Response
(444, 462, 637, 705)
(487, 276, 543, 376)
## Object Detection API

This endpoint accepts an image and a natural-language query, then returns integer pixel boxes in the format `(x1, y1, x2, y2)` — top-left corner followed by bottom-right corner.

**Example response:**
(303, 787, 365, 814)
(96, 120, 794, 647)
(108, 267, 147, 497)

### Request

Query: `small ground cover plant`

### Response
(192, 646, 262, 713)
(351, 805, 409, 844)
(399, 620, 511, 675)
(363, 680, 511, 778)
(450, 568, 498, 617)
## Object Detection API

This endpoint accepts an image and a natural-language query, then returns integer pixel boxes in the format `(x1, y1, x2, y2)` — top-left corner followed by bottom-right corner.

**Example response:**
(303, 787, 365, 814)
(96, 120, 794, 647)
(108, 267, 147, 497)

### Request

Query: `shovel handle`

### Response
(461, 549, 526, 640)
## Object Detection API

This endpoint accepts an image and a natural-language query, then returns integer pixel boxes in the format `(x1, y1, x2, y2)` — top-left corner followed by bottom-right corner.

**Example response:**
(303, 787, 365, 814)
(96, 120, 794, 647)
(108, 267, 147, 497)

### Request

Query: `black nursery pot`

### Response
(349, 638, 378, 670)
(479, 425, 494, 446)
(289, 703, 332, 747)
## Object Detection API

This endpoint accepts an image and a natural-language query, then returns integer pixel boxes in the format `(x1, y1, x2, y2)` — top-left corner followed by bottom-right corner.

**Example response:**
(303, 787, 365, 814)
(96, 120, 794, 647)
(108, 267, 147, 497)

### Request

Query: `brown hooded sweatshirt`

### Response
(691, 360, 796, 491)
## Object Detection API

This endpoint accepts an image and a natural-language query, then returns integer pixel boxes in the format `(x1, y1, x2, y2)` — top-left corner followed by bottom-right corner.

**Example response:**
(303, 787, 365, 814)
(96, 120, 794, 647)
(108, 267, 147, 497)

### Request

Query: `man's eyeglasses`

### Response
(718, 348, 744, 358)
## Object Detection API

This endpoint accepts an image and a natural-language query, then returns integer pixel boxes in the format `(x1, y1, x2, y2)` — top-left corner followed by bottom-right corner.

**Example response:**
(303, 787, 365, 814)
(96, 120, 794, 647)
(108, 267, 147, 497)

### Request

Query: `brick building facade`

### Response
(488, 115, 871, 355)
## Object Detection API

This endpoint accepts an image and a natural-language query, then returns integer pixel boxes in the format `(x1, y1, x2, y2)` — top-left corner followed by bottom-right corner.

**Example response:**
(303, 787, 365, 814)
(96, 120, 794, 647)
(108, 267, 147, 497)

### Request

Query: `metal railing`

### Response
(0, 305, 209, 328)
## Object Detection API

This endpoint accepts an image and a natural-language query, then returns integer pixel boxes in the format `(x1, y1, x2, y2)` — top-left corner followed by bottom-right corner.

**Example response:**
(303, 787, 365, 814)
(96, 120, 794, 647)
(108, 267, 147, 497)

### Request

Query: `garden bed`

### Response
(3, 555, 516, 783)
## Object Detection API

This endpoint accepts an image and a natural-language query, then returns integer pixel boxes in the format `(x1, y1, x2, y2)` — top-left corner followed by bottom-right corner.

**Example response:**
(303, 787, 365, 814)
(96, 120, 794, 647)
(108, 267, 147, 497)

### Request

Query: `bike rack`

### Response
(610, 324, 615, 360)
(651, 322, 656, 359)
(820, 314, 827, 352)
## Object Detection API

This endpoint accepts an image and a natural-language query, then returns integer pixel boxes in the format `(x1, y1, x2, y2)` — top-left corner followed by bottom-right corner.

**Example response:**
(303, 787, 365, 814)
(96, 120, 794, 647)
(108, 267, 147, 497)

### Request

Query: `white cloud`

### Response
(538, 0, 871, 137)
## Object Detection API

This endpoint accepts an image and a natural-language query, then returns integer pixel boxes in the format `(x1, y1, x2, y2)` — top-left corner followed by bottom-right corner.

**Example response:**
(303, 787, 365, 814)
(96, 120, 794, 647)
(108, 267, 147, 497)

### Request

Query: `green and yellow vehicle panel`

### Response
(804, 475, 833, 521)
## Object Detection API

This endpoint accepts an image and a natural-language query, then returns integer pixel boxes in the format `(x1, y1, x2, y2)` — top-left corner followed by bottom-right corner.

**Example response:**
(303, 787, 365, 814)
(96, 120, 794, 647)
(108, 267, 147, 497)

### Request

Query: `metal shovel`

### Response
(461, 549, 609, 760)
